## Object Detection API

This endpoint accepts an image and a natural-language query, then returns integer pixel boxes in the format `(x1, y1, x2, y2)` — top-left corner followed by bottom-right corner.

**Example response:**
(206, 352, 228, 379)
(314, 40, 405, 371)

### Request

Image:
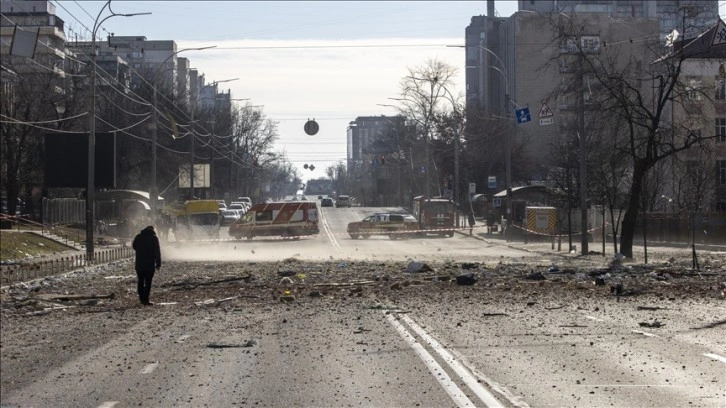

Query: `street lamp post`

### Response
(387, 96, 433, 199)
(150, 46, 215, 224)
(192, 78, 238, 199)
(88, 1, 150, 258)
(449, 44, 513, 240)
(200, 79, 238, 198)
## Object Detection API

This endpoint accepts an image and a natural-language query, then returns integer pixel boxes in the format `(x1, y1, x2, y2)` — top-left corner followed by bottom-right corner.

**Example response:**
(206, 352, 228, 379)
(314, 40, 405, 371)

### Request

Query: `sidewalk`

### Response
(459, 225, 726, 260)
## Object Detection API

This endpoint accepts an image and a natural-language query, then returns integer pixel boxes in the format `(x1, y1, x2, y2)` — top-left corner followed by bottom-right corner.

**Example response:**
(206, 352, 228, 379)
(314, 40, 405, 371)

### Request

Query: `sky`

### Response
(51, 1, 520, 183)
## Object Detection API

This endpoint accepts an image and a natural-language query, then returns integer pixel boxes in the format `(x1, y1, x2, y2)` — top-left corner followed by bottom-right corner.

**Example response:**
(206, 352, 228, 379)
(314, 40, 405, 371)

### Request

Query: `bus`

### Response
(412, 196, 456, 237)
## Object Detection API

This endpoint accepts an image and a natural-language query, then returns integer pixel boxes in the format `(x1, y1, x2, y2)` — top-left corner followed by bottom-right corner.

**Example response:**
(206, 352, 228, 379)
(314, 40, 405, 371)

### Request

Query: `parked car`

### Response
(347, 213, 420, 239)
(228, 203, 246, 214)
(336, 195, 351, 208)
(219, 209, 240, 226)
(321, 198, 334, 207)
(235, 197, 252, 207)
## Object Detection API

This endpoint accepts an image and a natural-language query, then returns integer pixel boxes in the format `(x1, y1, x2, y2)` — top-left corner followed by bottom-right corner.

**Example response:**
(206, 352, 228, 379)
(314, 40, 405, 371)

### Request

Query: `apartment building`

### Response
(0, 0, 67, 75)
(464, 0, 722, 206)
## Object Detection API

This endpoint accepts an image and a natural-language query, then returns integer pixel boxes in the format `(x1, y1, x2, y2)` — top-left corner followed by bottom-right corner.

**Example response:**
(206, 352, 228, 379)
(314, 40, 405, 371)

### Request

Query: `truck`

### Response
(171, 200, 221, 240)
(412, 196, 456, 237)
(228, 201, 319, 240)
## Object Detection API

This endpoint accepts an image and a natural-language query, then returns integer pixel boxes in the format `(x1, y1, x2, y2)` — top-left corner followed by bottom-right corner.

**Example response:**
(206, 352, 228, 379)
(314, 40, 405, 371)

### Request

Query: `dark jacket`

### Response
(133, 227, 161, 272)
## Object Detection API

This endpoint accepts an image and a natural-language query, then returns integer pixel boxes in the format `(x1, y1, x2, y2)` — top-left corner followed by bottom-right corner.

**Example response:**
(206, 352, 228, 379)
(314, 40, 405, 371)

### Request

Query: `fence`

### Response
(0, 246, 135, 286)
(43, 197, 85, 225)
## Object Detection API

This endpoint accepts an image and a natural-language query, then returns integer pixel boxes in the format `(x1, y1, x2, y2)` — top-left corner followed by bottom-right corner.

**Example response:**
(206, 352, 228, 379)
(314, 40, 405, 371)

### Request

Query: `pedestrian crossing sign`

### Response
(515, 107, 531, 124)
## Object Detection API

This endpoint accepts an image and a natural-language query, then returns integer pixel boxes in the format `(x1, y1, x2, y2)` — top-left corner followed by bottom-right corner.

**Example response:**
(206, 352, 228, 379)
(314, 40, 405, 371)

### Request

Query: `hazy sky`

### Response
(52, 1, 513, 181)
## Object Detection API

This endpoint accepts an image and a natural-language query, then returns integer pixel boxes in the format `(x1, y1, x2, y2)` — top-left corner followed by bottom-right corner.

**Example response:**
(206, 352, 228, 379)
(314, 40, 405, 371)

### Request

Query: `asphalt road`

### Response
(1, 206, 724, 408)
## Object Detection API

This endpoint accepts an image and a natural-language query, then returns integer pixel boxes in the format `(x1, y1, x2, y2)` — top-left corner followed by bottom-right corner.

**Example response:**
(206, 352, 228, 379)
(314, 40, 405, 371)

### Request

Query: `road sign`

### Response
(488, 176, 496, 189)
(304, 119, 319, 135)
(515, 107, 531, 124)
(493, 198, 501, 207)
(711, 19, 726, 47)
(469, 182, 476, 194)
(418, 165, 426, 174)
(539, 117, 554, 126)
(538, 103, 553, 118)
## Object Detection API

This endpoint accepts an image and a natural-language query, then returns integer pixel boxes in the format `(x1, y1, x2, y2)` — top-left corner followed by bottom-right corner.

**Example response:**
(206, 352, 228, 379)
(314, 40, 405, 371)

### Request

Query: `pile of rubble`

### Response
(2, 253, 724, 318)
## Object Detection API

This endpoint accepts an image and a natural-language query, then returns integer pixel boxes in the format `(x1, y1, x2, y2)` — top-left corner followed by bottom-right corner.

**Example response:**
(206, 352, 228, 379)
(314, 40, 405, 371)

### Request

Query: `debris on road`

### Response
(455, 273, 477, 285)
(207, 339, 257, 348)
(406, 261, 434, 273)
(639, 320, 665, 328)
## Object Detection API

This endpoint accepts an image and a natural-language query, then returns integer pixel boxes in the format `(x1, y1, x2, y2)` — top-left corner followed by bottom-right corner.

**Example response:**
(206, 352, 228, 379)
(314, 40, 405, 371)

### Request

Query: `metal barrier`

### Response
(0, 246, 135, 286)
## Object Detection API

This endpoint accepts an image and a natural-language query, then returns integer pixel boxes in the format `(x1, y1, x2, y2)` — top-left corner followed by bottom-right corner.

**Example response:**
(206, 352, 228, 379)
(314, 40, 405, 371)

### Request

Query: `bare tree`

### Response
(1, 63, 84, 218)
(394, 58, 459, 198)
(552, 12, 718, 258)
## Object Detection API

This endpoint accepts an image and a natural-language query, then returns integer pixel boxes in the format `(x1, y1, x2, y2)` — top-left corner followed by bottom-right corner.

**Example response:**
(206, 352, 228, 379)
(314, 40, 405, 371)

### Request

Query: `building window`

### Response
(581, 36, 601, 53)
(719, 160, 726, 185)
(686, 77, 702, 100)
(717, 118, 726, 142)
(716, 78, 726, 100)
(559, 38, 578, 54)
(716, 202, 726, 212)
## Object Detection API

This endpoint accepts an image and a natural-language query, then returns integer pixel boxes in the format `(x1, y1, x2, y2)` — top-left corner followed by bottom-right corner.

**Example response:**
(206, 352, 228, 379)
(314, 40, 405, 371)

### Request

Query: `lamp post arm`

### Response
(87, 0, 150, 259)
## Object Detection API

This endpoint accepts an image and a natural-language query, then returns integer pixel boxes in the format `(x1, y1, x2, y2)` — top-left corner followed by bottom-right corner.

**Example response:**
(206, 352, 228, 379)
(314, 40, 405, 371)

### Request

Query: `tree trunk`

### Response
(620, 162, 646, 259)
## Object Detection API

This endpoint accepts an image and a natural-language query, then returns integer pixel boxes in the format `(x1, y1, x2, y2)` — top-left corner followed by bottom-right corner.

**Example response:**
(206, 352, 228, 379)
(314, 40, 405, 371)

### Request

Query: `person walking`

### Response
(132, 225, 161, 305)
(468, 211, 476, 236)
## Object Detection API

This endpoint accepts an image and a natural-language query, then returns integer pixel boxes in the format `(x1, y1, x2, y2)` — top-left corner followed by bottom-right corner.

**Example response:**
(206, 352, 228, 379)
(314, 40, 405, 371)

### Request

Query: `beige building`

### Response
(667, 24, 726, 211)
(494, 12, 660, 181)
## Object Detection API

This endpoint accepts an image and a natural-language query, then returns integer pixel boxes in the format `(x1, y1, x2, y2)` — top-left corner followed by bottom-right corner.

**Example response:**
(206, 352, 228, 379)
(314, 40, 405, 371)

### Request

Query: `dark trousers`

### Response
(136, 270, 155, 304)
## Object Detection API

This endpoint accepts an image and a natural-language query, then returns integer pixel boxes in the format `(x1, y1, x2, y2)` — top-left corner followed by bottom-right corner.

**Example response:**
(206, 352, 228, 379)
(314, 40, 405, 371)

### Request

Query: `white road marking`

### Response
(320, 209, 342, 252)
(176, 334, 191, 343)
(97, 402, 120, 408)
(703, 353, 726, 363)
(399, 314, 505, 408)
(139, 362, 159, 374)
(585, 315, 604, 322)
(386, 314, 476, 407)
(631, 330, 658, 337)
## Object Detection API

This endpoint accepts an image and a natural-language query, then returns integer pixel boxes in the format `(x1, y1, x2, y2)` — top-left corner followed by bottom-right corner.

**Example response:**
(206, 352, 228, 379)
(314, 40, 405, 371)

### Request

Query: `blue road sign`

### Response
(418, 165, 426, 174)
(515, 107, 531, 124)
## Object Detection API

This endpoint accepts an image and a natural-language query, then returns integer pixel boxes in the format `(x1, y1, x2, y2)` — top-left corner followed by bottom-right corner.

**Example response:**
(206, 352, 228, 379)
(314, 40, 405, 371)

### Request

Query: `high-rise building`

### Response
(464, 0, 719, 183)
(0, 1, 67, 75)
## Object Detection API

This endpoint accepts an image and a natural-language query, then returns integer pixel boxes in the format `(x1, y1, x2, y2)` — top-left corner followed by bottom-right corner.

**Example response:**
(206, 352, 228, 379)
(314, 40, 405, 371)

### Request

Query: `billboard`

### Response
(44, 132, 116, 188)
(178, 164, 210, 188)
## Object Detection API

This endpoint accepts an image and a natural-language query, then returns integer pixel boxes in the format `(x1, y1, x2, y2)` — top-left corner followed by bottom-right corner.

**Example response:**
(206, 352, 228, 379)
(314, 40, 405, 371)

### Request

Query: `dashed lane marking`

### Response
(139, 362, 159, 374)
(585, 315, 604, 322)
(176, 334, 191, 343)
(97, 402, 120, 408)
(631, 330, 658, 337)
(703, 353, 726, 363)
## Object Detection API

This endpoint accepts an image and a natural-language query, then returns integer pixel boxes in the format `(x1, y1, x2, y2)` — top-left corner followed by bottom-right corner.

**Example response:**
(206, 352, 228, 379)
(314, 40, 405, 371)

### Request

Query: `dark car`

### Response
(321, 198, 334, 207)
(347, 213, 420, 239)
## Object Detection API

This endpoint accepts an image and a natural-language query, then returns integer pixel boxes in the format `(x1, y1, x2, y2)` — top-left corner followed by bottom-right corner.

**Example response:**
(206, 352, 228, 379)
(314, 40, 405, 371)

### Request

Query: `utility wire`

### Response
(0, 112, 88, 124)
